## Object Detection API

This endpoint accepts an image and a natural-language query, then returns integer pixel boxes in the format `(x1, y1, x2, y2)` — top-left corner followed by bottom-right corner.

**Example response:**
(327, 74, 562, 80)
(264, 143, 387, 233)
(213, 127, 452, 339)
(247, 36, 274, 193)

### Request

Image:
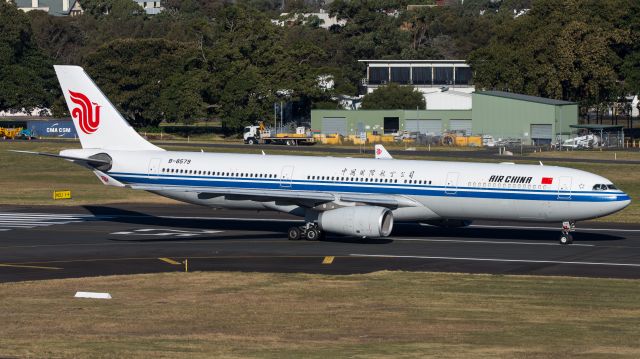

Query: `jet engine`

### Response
(318, 206, 394, 238)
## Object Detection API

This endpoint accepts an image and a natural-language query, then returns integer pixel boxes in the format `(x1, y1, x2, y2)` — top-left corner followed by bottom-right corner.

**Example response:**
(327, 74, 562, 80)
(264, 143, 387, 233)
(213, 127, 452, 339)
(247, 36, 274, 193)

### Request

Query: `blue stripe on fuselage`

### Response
(109, 172, 630, 203)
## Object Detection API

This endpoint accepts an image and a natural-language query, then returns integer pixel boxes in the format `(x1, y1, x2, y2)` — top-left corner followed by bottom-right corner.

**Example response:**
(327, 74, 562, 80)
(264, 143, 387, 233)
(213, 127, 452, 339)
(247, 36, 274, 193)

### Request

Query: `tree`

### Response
(79, 0, 143, 18)
(360, 83, 425, 109)
(468, 0, 630, 114)
(84, 38, 206, 127)
(0, 1, 58, 115)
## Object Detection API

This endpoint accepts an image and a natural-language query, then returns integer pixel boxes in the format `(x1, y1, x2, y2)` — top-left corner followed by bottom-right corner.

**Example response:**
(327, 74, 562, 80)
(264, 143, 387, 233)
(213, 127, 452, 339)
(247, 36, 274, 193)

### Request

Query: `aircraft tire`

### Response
(306, 228, 320, 241)
(288, 227, 302, 240)
(559, 233, 573, 245)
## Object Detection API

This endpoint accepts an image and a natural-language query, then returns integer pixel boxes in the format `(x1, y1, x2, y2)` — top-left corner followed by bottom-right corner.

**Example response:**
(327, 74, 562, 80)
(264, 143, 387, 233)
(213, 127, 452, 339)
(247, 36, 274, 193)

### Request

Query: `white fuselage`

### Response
(63, 149, 631, 223)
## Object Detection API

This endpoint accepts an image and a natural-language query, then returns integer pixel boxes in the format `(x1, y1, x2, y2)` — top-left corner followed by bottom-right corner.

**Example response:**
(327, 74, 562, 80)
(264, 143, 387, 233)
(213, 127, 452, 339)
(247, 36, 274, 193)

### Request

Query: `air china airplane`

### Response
(15, 66, 631, 245)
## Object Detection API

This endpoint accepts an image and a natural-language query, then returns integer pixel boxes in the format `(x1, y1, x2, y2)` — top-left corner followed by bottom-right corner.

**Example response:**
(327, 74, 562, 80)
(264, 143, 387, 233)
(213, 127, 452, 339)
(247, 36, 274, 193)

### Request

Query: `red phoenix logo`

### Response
(69, 90, 101, 134)
(376, 148, 382, 155)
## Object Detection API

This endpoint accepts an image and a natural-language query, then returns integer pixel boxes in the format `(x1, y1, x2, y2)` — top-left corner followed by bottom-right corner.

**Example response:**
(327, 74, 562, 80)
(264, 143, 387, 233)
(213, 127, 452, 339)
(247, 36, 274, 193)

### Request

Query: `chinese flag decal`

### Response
(541, 177, 553, 184)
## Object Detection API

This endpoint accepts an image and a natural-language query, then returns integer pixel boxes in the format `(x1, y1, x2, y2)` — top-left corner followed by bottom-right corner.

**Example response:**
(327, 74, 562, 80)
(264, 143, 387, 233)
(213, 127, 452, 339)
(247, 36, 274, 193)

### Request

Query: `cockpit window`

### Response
(607, 184, 618, 190)
(593, 184, 615, 191)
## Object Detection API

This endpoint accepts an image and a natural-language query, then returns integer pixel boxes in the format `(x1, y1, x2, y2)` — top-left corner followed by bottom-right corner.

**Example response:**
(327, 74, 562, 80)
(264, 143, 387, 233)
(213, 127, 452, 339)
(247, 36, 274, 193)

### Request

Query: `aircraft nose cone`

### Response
(615, 193, 631, 212)
(620, 196, 631, 208)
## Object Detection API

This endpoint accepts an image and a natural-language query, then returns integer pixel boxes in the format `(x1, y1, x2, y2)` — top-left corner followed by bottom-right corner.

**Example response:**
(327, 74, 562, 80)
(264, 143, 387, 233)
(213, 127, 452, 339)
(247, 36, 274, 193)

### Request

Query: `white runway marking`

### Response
(110, 228, 223, 237)
(390, 238, 595, 247)
(468, 224, 640, 233)
(0, 212, 105, 232)
(350, 254, 640, 268)
(159, 216, 302, 223)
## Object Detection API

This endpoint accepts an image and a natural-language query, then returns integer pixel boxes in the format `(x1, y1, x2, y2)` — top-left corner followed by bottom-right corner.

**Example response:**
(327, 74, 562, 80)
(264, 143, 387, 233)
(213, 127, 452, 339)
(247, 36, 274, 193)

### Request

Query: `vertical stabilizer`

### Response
(374, 144, 393, 159)
(54, 65, 163, 151)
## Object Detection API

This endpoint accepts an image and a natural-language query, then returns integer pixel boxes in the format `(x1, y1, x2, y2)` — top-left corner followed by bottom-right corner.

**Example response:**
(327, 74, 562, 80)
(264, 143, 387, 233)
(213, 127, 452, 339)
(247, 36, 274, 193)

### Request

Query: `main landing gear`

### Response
(559, 220, 576, 245)
(288, 223, 324, 241)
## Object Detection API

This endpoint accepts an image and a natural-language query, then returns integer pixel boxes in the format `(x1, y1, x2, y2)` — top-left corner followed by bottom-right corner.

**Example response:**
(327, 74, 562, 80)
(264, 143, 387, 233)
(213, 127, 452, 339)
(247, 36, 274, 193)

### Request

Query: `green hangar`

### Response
(472, 91, 577, 145)
(311, 108, 472, 137)
(311, 91, 578, 145)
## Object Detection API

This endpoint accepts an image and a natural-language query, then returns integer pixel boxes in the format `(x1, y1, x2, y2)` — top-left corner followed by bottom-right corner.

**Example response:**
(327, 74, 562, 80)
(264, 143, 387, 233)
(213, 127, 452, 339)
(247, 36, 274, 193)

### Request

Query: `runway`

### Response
(1, 204, 640, 282)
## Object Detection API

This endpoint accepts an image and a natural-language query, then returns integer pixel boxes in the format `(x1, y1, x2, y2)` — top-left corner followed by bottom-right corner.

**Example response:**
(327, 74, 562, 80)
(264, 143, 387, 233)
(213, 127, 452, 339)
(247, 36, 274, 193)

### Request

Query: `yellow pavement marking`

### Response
(322, 256, 335, 265)
(0, 263, 62, 270)
(159, 257, 182, 265)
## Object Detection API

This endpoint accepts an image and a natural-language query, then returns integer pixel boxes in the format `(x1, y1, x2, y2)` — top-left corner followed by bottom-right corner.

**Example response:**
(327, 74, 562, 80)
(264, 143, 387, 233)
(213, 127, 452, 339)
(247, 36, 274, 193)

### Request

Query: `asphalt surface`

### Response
(1, 204, 639, 282)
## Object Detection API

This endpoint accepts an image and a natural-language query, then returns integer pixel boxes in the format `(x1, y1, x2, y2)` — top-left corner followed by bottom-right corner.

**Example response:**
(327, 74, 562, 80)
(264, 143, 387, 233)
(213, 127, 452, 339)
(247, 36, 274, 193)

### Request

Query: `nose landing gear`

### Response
(560, 221, 576, 245)
(288, 223, 323, 241)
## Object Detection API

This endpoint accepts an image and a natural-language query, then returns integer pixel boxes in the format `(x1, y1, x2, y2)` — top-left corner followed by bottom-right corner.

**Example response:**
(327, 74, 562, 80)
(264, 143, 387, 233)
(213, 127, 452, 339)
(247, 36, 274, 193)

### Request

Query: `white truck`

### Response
(243, 124, 315, 146)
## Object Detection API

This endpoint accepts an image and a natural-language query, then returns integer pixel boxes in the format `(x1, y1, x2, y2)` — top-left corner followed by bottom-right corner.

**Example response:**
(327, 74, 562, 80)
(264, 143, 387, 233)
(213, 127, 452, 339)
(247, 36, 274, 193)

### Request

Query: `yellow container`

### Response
(367, 134, 381, 143)
(467, 136, 482, 147)
(380, 135, 395, 143)
(323, 134, 343, 145)
(454, 136, 468, 146)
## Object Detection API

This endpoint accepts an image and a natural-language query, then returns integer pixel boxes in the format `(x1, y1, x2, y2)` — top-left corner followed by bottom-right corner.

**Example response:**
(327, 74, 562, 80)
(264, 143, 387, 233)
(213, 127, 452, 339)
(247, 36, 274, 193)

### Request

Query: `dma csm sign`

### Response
(27, 120, 78, 138)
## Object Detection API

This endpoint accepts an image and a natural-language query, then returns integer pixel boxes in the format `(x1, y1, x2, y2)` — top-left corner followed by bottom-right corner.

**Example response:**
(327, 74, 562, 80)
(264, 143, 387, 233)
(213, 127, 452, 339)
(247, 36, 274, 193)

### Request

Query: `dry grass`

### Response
(527, 149, 640, 161)
(0, 141, 176, 205)
(0, 271, 638, 358)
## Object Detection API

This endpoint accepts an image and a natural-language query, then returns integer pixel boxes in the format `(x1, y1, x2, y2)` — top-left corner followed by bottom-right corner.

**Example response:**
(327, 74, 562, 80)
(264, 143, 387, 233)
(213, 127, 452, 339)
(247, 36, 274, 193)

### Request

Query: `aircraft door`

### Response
(557, 176, 572, 199)
(280, 165, 295, 188)
(148, 158, 161, 177)
(445, 172, 459, 195)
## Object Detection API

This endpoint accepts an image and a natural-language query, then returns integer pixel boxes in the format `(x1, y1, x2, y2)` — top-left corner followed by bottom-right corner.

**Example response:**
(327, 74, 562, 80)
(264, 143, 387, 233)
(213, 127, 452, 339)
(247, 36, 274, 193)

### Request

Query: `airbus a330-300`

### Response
(14, 66, 631, 244)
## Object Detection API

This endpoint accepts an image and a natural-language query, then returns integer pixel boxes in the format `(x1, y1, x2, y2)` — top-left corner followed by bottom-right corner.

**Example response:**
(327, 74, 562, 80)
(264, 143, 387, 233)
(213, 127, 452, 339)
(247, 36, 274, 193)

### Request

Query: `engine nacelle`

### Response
(422, 219, 473, 228)
(318, 206, 394, 238)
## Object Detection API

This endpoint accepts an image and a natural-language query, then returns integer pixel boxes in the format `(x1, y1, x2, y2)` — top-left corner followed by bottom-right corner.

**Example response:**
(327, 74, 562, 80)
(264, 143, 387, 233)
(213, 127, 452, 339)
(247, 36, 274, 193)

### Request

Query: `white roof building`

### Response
(272, 9, 346, 30)
(359, 60, 475, 110)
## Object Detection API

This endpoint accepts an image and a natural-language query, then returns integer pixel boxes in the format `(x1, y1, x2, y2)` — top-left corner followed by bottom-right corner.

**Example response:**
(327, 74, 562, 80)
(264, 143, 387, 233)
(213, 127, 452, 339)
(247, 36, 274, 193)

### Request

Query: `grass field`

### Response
(526, 149, 640, 161)
(0, 140, 638, 222)
(0, 271, 639, 358)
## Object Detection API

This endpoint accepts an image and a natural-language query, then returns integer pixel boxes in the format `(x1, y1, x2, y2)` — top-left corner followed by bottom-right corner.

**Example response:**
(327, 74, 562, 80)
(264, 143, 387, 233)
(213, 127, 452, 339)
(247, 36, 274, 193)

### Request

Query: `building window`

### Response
(390, 67, 410, 84)
(369, 67, 389, 84)
(434, 67, 454, 85)
(455, 67, 472, 85)
(412, 67, 432, 85)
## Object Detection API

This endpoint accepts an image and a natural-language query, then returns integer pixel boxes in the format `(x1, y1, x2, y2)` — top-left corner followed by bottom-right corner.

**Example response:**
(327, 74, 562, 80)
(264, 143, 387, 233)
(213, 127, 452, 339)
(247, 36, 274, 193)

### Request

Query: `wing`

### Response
(129, 184, 421, 209)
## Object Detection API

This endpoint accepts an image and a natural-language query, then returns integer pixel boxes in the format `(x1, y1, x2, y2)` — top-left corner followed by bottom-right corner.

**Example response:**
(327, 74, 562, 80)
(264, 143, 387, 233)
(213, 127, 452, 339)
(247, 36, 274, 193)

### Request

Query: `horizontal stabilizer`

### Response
(9, 150, 111, 166)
